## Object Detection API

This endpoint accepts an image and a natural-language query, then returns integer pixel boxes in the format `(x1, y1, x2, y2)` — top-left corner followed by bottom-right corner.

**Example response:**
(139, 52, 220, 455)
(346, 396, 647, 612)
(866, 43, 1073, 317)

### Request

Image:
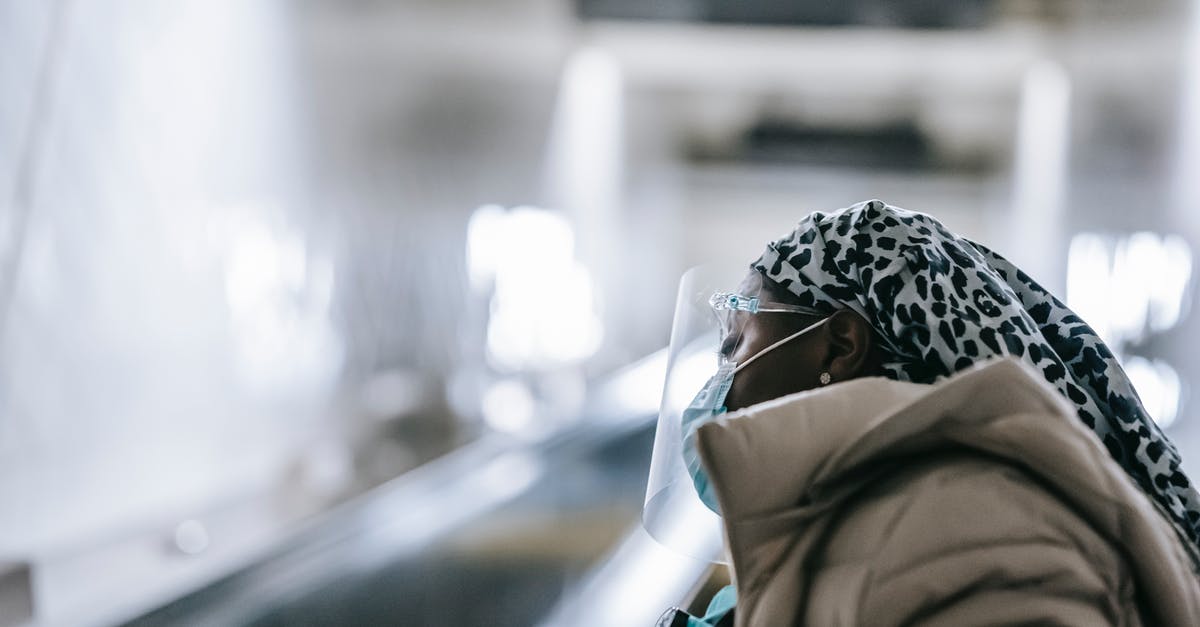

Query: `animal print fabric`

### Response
(752, 199, 1200, 549)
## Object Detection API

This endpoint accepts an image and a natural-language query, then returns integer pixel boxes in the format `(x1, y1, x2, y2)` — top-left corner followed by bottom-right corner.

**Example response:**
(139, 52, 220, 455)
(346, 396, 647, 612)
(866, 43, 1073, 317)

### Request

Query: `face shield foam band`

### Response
(709, 291, 827, 317)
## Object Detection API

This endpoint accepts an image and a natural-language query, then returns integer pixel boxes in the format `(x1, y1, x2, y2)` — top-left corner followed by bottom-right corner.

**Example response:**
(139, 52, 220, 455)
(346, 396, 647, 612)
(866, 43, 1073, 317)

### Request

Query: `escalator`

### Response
(123, 366, 716, 627)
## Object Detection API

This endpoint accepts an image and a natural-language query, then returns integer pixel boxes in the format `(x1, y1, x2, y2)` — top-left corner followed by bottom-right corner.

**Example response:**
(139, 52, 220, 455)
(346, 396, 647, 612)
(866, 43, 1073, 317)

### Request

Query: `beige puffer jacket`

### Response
(694, 358, 1200, 626)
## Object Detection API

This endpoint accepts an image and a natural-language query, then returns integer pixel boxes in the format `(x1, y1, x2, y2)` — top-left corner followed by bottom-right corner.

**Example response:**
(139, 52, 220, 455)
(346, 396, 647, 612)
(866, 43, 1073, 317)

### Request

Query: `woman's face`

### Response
(720, 272, 832, 411)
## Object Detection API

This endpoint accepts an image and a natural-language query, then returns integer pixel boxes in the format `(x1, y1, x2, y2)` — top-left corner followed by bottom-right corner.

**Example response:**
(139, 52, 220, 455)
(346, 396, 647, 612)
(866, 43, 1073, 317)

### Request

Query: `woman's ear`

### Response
(824, 309, 877, 382)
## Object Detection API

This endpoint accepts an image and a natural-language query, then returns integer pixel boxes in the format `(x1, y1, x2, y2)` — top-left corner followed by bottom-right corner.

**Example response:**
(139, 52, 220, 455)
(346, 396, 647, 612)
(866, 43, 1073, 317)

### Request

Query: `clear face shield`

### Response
(642, 265, 830, 561)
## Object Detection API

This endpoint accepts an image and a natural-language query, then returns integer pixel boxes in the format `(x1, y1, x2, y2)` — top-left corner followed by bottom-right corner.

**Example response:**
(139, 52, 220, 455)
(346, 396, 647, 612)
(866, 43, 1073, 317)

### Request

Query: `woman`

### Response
(659, 200, 1200, 626)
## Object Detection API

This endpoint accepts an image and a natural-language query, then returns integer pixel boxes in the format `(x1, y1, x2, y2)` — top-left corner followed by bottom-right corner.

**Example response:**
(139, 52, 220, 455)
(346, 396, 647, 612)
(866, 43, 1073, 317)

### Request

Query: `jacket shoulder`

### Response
(812, 453, 1134, 626)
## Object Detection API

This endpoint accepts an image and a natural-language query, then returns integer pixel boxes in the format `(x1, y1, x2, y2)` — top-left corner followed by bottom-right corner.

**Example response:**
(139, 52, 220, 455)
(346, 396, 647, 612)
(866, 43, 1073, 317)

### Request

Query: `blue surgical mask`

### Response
(682, 316, 829, 513)
(681, 360, 736, 511)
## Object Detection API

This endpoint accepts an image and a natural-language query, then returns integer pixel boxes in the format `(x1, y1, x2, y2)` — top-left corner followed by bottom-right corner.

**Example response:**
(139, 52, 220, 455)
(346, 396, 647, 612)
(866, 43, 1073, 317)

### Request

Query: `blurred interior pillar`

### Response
(543, 45, 626, 368)
(1173, 0, 1200, 221)
(1010, 59, 1071, 294)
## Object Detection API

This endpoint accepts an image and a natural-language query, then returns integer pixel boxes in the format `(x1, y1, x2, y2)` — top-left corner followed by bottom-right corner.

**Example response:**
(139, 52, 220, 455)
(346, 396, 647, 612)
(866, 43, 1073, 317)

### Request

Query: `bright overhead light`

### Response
(467, 206, 604, 371)
(1068, 231, 1193, 347)
(1124, 357, 1183, 429)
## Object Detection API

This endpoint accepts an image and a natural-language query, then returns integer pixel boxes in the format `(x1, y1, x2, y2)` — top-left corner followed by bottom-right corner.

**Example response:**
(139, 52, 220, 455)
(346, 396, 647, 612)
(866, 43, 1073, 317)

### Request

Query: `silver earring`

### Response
(819, 372, 832, 386)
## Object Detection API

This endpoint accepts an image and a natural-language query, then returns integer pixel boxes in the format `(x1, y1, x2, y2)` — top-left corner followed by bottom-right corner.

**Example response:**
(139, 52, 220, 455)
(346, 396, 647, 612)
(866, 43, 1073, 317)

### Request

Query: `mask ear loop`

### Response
(731, 316, 828, 376)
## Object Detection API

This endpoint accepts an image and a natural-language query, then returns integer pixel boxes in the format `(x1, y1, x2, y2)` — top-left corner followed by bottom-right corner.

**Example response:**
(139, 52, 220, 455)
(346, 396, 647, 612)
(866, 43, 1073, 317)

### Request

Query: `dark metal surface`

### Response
(576, 0, 993, 28)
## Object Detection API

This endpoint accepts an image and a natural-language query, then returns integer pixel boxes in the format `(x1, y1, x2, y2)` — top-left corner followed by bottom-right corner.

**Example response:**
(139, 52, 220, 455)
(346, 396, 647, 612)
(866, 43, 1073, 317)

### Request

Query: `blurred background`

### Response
(3, 0, 1200, 625)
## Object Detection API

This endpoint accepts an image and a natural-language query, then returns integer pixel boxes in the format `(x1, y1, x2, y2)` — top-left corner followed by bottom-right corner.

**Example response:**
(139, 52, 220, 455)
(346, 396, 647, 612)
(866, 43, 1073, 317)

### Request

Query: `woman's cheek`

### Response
(725, 372, 747, 411)
(727, 366, 764, 411)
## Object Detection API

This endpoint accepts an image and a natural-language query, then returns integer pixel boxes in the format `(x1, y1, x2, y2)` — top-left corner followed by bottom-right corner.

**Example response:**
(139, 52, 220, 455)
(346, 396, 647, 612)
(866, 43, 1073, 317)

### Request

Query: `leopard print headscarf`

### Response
(753, 199, 1200, 549)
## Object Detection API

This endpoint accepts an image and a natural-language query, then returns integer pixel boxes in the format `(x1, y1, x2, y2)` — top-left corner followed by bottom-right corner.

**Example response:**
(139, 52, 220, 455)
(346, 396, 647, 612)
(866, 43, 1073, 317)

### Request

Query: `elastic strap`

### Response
(732, 317, 828, 375)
